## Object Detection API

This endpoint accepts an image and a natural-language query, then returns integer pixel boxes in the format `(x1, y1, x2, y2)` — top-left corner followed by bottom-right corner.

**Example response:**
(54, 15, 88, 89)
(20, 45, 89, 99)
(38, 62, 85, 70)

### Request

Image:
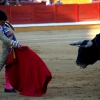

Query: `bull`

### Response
(69, 33, 100, 68)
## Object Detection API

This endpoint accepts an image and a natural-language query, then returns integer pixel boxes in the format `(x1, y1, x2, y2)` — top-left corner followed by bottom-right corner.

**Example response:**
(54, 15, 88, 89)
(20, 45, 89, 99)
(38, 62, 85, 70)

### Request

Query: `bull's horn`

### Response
(84, 40, 93, 48)
(79, 40, 93, 48)
(69, 40, 83, 46)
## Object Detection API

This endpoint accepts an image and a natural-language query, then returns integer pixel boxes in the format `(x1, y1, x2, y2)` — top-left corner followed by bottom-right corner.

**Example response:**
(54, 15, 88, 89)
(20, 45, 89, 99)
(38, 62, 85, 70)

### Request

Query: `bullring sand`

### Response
(0, 29, 100, 100)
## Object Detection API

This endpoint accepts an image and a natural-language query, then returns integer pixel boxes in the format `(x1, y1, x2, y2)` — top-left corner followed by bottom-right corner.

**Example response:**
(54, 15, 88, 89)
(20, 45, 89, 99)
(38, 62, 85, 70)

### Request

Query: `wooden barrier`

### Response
(33, 5, 55, 23)
(78, 3, 100, 21)
(0, 3, 100, 24)
(10, 5, 33, 24)
(55, 4, 78, 22)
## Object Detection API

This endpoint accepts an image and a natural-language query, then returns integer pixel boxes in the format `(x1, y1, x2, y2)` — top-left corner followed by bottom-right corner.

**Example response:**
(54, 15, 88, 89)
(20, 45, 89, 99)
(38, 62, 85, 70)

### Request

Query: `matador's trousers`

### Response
(0, 47, 11, 69)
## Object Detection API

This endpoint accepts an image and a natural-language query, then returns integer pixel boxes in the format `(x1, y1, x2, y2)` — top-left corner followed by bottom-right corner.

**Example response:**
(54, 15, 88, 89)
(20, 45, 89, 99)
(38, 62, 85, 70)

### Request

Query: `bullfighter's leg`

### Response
(0, 47, 16, 92)
(4, 70, 17, 92)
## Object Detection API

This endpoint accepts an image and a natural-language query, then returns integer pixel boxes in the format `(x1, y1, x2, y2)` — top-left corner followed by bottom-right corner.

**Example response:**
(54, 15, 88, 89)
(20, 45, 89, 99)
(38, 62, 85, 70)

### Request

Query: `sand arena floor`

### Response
(0, 29, 100, 100)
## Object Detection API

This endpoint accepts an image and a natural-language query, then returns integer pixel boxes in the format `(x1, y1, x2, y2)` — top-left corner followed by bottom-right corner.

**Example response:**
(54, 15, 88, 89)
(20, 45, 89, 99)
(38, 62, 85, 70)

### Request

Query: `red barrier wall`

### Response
(0, 3, 100, 24)
(10, 5, 33, 24)
(33, 5, 55, 23)
(78, 3, 99, 21)
(55, 4, 78, 22)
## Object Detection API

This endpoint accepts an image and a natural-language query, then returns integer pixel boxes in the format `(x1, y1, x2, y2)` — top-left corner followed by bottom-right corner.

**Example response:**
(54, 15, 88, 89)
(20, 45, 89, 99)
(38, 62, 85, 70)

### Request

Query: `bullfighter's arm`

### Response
(0, 26, 19, 47)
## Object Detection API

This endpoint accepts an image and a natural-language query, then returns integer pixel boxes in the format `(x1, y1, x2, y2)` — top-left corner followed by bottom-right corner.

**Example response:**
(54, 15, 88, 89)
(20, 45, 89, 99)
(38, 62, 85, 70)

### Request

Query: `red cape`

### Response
(5, 46, 52, 97)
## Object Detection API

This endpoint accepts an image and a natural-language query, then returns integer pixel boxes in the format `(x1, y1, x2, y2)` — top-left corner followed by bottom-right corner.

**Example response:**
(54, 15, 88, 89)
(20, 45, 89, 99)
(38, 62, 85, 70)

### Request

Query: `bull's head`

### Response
(69, 34, 100, 68)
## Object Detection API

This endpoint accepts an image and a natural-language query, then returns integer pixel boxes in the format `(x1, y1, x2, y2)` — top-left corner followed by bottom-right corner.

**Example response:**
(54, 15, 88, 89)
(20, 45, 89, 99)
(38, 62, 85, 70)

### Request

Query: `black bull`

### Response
(70, 33, 100, 68)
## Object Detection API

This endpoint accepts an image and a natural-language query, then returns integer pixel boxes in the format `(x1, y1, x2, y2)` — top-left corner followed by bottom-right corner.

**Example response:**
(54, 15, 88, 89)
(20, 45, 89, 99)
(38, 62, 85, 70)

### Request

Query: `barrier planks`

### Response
(0, 3, 100, 24)
(55, 4, 78, 22)
(10, 5, 33, 24)
(78, 3, 100, 21)
(33, 5, 55, 23)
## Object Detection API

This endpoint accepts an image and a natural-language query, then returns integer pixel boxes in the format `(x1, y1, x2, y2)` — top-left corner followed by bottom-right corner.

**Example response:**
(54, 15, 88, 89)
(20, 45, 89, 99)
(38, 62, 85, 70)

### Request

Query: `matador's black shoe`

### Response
(4, 88, 17, 93)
